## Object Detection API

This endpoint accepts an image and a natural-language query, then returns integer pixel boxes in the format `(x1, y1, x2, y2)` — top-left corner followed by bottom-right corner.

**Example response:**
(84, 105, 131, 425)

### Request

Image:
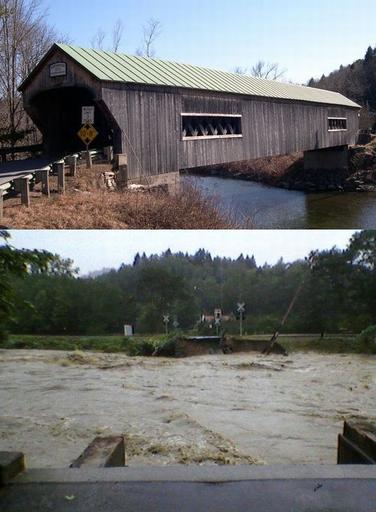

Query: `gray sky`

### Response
(9, 230, 356, 275)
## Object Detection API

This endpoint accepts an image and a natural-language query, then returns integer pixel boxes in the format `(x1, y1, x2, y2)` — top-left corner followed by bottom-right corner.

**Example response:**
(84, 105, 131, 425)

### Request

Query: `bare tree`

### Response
(251, 60, 286, 80)
(91, 27, 106, 50)
(91, 20, 124, 53)
(0, 0, 60, 147)
(112, 19, 124, 52)
(233, 66, 247, 75)
(136, 18, 161, 58)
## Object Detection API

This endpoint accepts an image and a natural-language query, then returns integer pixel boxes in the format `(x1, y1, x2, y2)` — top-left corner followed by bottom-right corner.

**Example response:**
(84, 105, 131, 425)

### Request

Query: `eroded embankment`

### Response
(0, 350, 375, 468)
(189, 139, 376, 192)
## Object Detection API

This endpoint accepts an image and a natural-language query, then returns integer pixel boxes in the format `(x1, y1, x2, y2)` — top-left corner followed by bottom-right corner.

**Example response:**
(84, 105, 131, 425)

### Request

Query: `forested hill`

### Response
(308, 46, 376, 128)
(8, 232, 376, 337)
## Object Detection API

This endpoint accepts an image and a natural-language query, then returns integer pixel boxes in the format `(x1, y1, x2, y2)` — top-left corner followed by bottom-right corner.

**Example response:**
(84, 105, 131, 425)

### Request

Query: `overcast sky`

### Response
(46, 0, 376, 84)
(8, 230, 356, 275)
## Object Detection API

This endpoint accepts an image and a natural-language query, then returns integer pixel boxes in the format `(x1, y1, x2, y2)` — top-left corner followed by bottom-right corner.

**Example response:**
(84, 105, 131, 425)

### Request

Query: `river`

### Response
(1, 350, 375, 467)
(185, 176, 376, 229)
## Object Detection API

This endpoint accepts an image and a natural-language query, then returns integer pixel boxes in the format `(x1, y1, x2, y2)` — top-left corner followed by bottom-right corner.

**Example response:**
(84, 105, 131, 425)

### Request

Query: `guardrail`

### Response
(0, 147, 113, 222)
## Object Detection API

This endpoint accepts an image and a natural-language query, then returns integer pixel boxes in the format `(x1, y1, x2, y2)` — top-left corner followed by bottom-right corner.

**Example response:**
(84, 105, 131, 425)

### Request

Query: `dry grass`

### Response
(190, 153, 303, 185)
(1, 163, 240, 229)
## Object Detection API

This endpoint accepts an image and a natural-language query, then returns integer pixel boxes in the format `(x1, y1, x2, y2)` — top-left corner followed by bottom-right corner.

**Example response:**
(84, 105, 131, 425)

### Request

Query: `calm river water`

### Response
(186, 176, 376, 229)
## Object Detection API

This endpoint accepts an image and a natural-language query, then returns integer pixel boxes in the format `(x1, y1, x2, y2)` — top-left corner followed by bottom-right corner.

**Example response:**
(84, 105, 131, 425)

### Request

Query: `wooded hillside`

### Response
(308, 46, 376, 130)
(3, 231, 375, 337)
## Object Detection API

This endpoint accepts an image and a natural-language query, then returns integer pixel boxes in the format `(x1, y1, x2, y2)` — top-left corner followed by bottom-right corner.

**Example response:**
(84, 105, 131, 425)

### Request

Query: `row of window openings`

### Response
(328, 118, 347, 131)
(181, 115, 348, 139)
(182, 116, 242, 139)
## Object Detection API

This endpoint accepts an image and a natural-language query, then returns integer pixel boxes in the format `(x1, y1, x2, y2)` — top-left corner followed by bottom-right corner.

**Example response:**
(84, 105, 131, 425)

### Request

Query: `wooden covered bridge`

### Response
(19, 44, 361, 187)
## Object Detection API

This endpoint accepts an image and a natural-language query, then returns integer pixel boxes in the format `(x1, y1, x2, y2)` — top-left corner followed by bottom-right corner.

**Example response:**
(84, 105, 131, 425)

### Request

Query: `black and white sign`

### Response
(49, 62, 67, 78)
(82, 106, 95, 125)
(237, 303, 246, 313)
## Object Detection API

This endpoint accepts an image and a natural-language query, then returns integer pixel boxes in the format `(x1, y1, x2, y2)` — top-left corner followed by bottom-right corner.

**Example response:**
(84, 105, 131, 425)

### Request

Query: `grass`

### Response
(1, 163, 241, 229)
(2, 334, 164, 355)
(239, 334, 359, 354)
(1, 333, 364, 356)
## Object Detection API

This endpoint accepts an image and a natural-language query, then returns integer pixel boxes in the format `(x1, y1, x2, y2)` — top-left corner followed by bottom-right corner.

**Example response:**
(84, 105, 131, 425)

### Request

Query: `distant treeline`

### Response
(309, 46, 376, 129)
(7, 231, 376, 336)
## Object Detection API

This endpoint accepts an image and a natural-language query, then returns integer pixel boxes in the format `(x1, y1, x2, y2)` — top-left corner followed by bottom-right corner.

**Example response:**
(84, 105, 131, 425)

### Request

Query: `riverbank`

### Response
(1, 164, 237, 229)
(1, 333, 364, 355)
(189, 138, 376, 193)
(1, 350, 375, 466)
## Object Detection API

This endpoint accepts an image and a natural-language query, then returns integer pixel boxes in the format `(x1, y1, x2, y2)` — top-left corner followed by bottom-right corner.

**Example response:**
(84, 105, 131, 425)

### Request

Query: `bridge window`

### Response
(328, 117, 347, 131)
(181, 114, 242, 140)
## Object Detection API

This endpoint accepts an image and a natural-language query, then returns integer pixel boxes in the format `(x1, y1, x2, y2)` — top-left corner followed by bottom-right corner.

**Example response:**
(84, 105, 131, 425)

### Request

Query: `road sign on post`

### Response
(78, 122, 98, 169)
(237, 303, 246, 336)
(82, 106, 95, 125)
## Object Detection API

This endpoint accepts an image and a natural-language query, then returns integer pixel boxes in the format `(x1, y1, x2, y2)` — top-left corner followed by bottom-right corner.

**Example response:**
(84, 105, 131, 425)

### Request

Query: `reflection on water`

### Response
(186, 176, 376, 229)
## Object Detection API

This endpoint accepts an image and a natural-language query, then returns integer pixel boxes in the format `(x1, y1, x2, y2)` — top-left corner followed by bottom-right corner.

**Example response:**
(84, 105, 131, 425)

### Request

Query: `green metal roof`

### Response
(26, 44, 362, 108)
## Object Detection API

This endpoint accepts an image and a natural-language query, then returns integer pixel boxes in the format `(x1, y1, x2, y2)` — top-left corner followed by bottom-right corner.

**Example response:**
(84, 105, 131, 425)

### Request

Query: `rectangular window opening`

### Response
(328, 117, 347, 131)
(182, 113, 242, 140)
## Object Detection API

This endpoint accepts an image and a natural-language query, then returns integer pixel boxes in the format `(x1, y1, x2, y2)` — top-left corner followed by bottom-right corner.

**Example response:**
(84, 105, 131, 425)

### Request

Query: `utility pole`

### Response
(263, 251, 319, 355)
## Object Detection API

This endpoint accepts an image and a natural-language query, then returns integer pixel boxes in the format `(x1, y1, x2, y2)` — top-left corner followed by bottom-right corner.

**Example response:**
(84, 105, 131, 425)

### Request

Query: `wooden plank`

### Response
(70, 436, 125, 468)
(0, 452, 25, 485)
(19, 178, 31, 207)
(35, 169, 50, 197)
(53, 161, 65, 194)
(66, 155, 77, 177)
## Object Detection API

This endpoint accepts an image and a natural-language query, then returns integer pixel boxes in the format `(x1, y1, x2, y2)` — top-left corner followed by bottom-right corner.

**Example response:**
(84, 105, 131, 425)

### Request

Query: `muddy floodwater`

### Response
(0, 350, 375, 468)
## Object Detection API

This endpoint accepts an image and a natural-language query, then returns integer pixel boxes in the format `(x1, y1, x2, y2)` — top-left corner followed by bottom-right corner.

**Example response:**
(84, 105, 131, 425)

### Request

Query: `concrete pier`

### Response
(304, 145, 349, 172)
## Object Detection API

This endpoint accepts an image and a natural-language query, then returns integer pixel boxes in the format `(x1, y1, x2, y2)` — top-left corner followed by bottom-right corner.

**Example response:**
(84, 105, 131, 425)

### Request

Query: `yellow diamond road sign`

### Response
(78, 123, 98, 146)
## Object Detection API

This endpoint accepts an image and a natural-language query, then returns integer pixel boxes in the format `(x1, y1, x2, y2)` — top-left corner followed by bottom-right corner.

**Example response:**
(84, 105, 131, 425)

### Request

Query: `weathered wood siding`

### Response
(102, 86, 182, 179)
(22, 48, 101, 107)
(179, 91, 359, 169)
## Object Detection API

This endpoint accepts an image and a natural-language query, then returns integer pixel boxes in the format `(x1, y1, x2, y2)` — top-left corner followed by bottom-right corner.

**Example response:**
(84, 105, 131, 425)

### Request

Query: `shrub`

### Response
(357, 325, 376, 354)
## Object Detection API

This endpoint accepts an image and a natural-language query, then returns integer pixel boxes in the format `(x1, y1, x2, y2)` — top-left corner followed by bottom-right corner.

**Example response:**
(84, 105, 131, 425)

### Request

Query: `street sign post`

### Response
(78, 123, 98, 169)
(163, 315, 170, 335)
(237, 302, 246, 336)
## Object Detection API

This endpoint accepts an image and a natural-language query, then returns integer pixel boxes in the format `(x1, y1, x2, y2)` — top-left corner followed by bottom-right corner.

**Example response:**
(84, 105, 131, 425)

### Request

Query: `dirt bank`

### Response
(1, 164, 237, 229)
(189, 138, 376, 193)
(0, 350, 375, 468)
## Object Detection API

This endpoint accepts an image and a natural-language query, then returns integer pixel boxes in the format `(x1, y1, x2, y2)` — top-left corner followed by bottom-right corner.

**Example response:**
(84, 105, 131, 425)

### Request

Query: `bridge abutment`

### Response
(304, 145, 349, 172)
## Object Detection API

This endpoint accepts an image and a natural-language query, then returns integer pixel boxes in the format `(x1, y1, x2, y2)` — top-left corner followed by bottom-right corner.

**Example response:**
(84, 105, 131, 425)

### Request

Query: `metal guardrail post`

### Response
(0, 190, 3, 221)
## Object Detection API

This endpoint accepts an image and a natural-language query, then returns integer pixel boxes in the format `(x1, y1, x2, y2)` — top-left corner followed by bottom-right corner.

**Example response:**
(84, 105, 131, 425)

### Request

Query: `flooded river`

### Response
(0, 350, 375, 468)
(186, 176, 376, 229)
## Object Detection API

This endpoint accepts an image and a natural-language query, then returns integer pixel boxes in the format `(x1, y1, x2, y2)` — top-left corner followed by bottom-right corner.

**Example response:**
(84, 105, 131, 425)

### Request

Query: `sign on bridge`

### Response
(81, 106, 95, 125)
(78, 123, 98, 146)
